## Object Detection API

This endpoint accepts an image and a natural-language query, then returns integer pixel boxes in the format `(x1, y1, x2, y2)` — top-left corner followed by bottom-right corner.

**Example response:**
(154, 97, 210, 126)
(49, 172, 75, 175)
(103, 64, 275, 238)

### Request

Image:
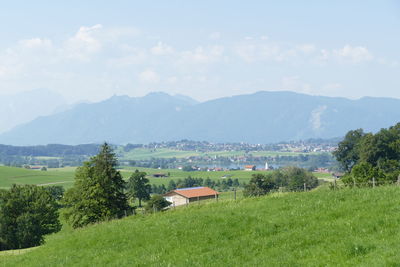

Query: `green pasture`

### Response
(3, 186, 400, 266)
(0, 166, 75, 189)
(0, 166, 332, 189)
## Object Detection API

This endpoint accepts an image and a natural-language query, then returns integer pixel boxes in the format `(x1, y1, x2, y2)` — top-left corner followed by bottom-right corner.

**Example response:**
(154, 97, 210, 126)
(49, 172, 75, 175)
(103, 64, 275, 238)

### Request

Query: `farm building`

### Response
(164, 186, 219, 207)
(244, 165, 256, 171)
(152, 173, 167, 178)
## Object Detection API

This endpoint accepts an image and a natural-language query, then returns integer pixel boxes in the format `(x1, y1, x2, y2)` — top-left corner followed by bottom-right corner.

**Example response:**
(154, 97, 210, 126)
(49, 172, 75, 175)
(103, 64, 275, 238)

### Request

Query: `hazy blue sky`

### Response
(0, 1, 399, 103)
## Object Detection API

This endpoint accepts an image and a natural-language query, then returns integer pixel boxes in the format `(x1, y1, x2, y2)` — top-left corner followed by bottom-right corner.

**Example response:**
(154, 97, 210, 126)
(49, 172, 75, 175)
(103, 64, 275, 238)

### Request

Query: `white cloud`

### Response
(296, 44, 316, 54)
(138, 70, 160, 83)
(150, 42, 173, 56)
(235, 43, 282, 62)
(19, 38, 53, 49)
(65, 24, 103, 60)
(180, 45, 224, 64)
(334, 45, 373, 63)
(318, 49, 330, 61)
(319, 45, 373, 63)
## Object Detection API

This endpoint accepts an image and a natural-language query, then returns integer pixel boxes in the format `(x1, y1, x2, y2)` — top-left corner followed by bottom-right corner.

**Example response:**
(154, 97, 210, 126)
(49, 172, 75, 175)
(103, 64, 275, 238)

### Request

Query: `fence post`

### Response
(304, 183, 306, 192)
(397, 174, 400, 186)
(372, 177, 376, 188)
(334, 179, 337, 190)
(153, 204, 156, 213)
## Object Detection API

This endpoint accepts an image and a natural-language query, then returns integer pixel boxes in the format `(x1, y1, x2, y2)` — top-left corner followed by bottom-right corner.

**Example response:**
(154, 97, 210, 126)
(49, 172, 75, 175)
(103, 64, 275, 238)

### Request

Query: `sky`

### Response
(0, 0, 399, 103)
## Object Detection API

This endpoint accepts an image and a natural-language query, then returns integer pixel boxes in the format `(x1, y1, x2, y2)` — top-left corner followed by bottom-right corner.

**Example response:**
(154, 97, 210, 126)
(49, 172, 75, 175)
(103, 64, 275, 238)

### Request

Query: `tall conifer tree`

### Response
(63, 143, 128, 228)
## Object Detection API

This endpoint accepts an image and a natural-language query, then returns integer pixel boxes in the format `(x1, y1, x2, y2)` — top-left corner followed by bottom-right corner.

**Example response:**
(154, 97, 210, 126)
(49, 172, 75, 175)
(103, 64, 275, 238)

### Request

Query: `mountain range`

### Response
(1, 91, 399, 145)
(0, 89, 67, 133)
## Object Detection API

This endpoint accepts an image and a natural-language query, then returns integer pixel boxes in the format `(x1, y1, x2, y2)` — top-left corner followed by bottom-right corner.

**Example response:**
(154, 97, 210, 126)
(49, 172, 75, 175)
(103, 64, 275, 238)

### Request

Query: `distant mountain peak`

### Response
(1, 90, 400, 145)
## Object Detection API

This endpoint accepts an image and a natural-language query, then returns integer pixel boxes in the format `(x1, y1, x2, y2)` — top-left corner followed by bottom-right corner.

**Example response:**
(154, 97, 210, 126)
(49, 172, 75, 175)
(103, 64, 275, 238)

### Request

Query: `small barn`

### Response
(152, 173, 167, 178)
(244, 165, 256, 171)
(164, 186, 219, 207)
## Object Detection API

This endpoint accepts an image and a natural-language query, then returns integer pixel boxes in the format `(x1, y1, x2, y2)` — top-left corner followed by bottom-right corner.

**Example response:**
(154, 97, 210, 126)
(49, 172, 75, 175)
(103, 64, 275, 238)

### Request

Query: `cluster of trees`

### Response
(0, 144, 101, 167)
(0, 144, 100, 157)
(243, 166, 318, 197)
(333, 123, 400, 187)
(62, 143, 173, 229)
(0, 185, 61, 250)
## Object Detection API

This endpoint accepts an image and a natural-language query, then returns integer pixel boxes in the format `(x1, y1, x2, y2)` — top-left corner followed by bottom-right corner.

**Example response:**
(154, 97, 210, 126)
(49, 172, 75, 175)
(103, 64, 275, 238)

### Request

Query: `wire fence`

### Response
(328, 177, 400, 190)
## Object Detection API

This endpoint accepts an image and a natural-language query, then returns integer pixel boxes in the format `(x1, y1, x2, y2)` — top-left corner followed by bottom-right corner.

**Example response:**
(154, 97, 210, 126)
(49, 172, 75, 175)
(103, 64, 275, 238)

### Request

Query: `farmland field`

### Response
(2, 186, 400, 266)
(0, 166, 332, 189)
(0, 166, 76, 189)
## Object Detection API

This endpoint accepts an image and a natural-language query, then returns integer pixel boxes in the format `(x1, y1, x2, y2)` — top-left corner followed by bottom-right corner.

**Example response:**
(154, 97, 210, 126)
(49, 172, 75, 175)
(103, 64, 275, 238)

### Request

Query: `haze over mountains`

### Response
(0, 89, 67, 133)
(1, 91, 399, 145)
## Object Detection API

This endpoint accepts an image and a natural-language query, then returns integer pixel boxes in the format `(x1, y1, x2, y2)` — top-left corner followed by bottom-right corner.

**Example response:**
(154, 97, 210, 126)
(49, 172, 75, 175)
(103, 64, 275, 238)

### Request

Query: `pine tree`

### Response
(63, 143, 129, 228)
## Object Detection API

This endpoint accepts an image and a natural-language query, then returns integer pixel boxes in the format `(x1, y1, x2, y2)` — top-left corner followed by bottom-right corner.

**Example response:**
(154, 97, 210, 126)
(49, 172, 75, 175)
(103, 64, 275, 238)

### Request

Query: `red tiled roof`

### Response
(244, 165, 255, 168)
(165, 186, 219, 198)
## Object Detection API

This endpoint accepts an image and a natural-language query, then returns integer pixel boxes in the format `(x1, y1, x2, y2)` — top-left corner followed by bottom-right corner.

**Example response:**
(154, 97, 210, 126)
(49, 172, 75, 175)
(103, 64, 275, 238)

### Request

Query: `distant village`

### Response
(1, 139, 340, 171)
(133, 138, 339, 153)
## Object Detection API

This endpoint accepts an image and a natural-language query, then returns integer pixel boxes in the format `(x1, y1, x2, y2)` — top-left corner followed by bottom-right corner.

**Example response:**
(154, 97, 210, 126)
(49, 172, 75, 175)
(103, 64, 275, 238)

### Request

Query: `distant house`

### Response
(164, 186, 219, 207)
(332, 172, 344, 179)
(314, 168, 329, 173)
(30, 166, 42, 170)
(152, 173, 167, 178)
(244, 165, 256, 171)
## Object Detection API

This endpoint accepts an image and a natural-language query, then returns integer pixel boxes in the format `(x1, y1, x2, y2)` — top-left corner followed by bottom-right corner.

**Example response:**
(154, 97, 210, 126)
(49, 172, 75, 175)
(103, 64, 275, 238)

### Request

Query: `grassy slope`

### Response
(2, 186, 400, 266)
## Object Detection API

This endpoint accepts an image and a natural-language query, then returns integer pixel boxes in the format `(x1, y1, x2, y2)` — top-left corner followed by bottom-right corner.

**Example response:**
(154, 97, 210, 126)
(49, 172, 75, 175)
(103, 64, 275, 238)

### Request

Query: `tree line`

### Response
(333, 123, 400, 187)
(243, 166, 319, 197)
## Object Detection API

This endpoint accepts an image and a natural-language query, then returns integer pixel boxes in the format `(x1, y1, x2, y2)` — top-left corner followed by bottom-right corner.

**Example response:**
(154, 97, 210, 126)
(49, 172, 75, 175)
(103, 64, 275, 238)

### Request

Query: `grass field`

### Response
(0, 166, 332, 190)
(2, 186, 400, 266)
(0, 166, 76, 189)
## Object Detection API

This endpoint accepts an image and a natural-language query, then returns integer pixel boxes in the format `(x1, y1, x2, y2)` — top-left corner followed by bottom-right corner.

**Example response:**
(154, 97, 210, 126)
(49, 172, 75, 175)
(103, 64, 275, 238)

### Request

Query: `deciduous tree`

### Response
(126, 170, 151, 207)
(0, 185, 61, 250)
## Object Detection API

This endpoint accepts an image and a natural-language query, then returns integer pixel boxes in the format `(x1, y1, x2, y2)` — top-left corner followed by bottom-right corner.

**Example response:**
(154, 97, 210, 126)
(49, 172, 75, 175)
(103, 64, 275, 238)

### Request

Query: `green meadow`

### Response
(2, 186, 400, 266)
(0, 166, 76, 189)
(0, 166, 331, 189)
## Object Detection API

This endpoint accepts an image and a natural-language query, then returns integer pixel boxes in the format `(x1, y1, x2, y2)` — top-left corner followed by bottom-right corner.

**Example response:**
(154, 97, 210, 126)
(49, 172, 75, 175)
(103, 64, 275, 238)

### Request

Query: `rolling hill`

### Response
(2, 186, 400, 266)
(1, 91, 400, 145)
